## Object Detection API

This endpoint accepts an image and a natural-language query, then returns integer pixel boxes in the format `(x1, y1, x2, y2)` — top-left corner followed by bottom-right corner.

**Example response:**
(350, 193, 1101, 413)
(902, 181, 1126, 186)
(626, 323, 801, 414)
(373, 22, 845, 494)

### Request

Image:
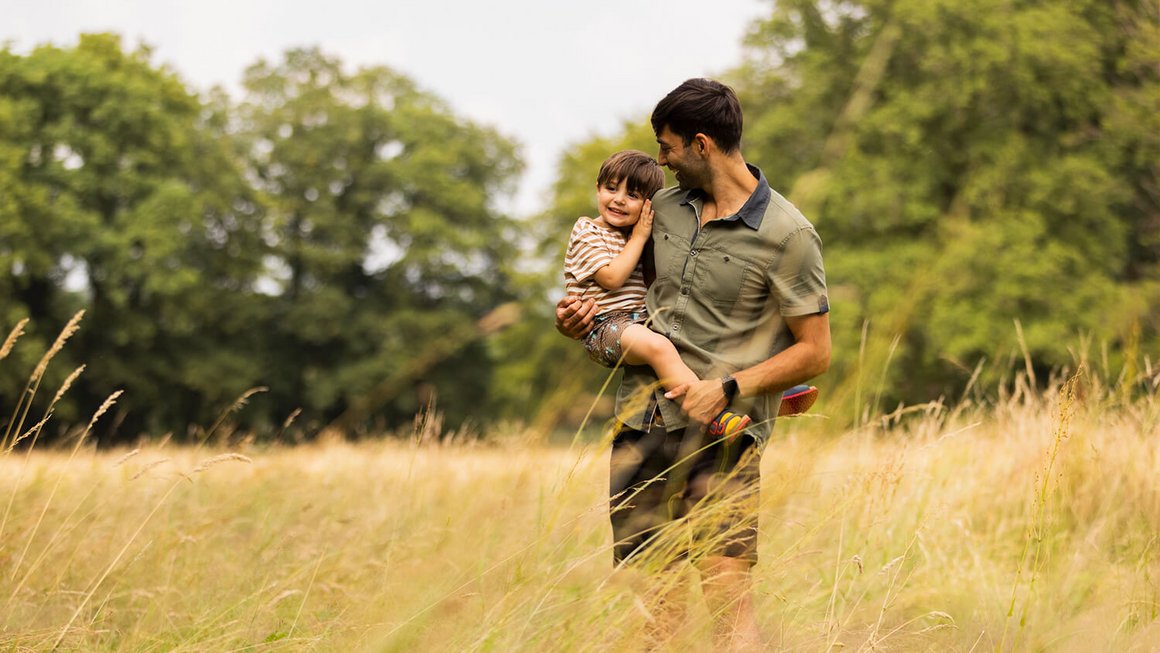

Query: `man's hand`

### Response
(629, 199, 653, 244)
(555, 295, 597, 339)
(665, 378, 727, 424)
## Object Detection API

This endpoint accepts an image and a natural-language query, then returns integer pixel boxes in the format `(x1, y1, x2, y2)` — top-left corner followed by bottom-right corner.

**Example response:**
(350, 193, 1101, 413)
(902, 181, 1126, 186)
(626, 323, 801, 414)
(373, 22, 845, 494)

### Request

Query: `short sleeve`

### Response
(565, 220, 614, 283)
(769, 227, 829, 316)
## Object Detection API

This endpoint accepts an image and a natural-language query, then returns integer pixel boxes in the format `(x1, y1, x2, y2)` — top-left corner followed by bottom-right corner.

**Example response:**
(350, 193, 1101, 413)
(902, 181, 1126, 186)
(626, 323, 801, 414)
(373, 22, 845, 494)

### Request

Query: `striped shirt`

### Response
(563, 217, 648, 315)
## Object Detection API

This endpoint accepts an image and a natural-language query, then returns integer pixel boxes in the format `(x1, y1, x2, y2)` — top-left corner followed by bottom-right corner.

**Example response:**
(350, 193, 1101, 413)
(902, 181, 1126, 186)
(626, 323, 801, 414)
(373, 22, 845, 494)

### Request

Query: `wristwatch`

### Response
(720, 375, 739, 403)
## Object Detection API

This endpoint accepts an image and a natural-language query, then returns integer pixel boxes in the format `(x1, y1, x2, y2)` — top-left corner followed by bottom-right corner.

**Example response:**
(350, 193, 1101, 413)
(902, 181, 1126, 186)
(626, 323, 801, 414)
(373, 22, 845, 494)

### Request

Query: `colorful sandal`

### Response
(708, 410, 752, 442)
(778, 385, 818, 416)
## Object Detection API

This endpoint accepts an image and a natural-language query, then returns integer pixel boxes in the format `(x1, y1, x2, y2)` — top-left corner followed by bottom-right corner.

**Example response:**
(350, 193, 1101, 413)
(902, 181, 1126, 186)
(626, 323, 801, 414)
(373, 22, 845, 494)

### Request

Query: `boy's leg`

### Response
(619, 322, 752, 441)
(619, 323, 697, 392)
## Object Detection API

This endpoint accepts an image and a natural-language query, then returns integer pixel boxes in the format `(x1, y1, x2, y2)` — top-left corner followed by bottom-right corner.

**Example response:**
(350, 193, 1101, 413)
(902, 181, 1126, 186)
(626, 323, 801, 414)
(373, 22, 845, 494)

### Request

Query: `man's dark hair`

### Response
(597, 150, 665, 198)
(650, 78, 743, 154)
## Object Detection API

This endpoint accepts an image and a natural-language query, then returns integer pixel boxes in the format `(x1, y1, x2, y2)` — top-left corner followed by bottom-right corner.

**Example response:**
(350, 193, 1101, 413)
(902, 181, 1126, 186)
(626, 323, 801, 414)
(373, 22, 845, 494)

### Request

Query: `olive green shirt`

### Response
(615, 165, 829, 443)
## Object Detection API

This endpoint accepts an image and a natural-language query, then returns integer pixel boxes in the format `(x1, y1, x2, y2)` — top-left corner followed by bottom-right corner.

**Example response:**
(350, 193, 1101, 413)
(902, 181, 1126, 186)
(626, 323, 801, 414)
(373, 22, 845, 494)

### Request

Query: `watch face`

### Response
(722, 376, 738, 401)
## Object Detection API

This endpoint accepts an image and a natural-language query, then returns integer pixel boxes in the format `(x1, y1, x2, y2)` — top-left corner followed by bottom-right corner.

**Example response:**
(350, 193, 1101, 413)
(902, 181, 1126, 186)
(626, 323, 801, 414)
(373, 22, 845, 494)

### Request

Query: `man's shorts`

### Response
(609, 419, 762, 567)
(583, 310, 648, 368)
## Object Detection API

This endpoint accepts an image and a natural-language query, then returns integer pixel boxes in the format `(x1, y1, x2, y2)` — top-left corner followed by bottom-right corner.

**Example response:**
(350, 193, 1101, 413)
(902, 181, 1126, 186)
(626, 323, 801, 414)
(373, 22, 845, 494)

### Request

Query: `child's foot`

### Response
(708, 410, 752, 442)
(778, 385, 819, 416)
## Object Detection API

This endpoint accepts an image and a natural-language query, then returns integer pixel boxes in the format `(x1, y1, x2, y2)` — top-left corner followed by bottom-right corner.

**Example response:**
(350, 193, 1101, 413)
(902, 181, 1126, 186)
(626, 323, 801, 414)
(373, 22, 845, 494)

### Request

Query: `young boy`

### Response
(563, 149, 751, 439)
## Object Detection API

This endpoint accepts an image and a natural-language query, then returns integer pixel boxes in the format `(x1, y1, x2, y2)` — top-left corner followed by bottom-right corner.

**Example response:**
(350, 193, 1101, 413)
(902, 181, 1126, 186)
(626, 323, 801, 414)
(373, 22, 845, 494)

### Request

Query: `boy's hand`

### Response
(555, 295, 596, 339)
(630, 200, 653, 243)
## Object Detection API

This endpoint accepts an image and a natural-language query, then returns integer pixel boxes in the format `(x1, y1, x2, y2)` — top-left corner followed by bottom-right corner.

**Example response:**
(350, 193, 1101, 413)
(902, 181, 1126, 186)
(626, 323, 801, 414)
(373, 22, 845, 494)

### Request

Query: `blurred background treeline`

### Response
(2, 0, 1157, 444)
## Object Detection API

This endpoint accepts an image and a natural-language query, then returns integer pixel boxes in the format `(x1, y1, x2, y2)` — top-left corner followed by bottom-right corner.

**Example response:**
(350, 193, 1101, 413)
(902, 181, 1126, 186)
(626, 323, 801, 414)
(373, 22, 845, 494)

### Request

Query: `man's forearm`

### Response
(732, 311, 831, 398)
(732, 340, 830, 399)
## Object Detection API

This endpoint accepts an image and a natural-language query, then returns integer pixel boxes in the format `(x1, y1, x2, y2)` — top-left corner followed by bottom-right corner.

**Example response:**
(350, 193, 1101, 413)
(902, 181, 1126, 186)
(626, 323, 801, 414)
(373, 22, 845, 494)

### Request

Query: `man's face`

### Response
(656, 126, 707, 190)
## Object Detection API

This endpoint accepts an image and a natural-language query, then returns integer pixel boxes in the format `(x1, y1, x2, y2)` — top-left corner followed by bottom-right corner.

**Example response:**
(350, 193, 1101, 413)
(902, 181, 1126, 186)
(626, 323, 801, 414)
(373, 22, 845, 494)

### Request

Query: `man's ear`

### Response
(693, 133, 712, 157)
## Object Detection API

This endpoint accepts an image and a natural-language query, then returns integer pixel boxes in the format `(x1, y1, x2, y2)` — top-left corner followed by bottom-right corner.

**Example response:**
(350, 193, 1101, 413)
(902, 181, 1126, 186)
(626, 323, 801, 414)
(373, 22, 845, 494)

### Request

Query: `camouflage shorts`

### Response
(583, 310, 648, 368)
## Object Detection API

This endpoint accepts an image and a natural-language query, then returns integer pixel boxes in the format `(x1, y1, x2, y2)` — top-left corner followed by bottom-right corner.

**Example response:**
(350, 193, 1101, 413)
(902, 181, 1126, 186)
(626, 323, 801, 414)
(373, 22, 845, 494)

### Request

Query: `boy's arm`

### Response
(593, 200, 653, 290)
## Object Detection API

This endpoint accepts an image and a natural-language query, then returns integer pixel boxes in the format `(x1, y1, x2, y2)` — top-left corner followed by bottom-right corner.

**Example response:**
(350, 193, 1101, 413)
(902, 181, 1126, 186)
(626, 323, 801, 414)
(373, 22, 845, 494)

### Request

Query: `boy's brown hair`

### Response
(596, 150, 665, 199)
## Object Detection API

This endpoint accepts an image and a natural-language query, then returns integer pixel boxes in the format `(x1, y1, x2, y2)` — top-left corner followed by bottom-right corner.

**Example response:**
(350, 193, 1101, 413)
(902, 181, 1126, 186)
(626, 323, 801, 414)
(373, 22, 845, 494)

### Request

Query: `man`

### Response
(557, 78, 831, 650)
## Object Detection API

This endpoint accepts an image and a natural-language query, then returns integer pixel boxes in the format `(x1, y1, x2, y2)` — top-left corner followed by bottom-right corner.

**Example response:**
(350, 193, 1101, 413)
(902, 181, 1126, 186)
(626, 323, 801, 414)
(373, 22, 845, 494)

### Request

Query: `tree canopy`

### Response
(529, 0, 1160, 414)
(1, 36, 525, 441)
(730, 0, 1159, 404)
(2, 2, 1157, 440)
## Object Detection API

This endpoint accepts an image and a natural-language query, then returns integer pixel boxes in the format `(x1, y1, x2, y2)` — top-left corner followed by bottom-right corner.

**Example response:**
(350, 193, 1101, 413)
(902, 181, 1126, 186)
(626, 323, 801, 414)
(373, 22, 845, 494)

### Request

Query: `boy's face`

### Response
(595, 178, 646, 230)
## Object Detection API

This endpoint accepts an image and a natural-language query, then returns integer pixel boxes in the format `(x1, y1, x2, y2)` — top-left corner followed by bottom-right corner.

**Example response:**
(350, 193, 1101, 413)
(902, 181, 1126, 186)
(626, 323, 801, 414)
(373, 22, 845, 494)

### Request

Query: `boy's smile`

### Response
(595, 179, 645, 230)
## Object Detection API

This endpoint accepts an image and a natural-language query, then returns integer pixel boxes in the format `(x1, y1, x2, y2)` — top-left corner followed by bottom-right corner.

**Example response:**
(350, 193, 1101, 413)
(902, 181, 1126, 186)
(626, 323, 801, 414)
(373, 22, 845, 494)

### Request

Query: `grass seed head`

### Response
(0, 317, 30, 360)
(32, 310, 85, 382)
(193, 453, 253, 473)
(112, 448, 141, 467)
(51, 365, 86, 406)
(130, 458, 172, 480)
(87, 390, 124, 432)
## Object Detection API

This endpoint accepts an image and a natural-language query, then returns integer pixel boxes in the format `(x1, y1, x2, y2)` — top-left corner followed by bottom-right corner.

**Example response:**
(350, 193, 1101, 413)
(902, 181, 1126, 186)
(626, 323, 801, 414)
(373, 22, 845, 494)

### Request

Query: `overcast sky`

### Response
(5, 0, 767, 216)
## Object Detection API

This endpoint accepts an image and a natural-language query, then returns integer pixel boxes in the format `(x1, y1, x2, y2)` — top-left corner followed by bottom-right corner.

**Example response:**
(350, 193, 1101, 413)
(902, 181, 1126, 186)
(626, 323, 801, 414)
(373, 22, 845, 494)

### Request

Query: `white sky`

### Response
(5, 0, 767, 217)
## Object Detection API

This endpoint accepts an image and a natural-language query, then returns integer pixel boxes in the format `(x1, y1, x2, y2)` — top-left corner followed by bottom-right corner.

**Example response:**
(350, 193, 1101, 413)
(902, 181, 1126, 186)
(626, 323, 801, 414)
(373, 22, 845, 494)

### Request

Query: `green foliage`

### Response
(0, 34, 267, 435)
(539, 0, 1159, 412)
(235, 47, 524, 432)
(4, 3, 1157, 438)
(732, 0, 1160, 403)
(0, 38, 526, 440)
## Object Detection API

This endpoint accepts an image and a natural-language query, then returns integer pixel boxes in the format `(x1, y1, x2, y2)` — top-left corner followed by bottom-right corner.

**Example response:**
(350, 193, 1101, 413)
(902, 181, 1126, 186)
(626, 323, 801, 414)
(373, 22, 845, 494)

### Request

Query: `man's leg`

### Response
(610, 422, 694, 648)
(612, 423, 764, 648)
(684, 436, 764, 651)
(699, 556, 762, 652)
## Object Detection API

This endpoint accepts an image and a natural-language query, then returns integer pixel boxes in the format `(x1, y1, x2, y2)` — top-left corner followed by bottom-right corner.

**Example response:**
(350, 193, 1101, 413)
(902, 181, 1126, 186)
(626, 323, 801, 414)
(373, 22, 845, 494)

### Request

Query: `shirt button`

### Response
(690, 250, 697, 257)
(680, 287, 689, 295)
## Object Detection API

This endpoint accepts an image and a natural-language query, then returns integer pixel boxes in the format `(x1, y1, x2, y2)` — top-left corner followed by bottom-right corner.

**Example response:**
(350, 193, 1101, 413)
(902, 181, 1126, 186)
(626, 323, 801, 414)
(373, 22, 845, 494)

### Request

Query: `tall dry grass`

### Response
(1, 316, 1159, 651)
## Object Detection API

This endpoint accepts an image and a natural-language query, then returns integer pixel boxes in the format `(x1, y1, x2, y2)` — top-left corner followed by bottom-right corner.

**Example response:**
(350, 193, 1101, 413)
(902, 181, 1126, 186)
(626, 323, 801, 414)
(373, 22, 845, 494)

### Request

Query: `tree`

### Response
(235, 48, 524, 433)
(734, 0, 1160, 403)
(0, 34, 267, 439)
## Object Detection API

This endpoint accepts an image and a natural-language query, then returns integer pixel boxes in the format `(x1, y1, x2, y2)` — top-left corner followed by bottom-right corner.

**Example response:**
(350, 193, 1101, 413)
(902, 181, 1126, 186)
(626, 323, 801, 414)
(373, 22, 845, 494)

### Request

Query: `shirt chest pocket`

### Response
(695, 253, 762, 306)
(653, 230, 691, 281)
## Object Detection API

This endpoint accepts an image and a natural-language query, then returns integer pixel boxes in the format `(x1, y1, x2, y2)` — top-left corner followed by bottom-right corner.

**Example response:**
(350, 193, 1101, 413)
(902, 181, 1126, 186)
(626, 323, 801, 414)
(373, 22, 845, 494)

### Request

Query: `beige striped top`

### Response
(563, 217, 648, 315)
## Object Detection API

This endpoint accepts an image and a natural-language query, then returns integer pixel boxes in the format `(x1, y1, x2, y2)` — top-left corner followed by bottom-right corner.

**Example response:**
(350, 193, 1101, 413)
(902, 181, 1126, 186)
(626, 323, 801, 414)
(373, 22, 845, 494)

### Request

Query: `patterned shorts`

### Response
(583, 310, 648, 368)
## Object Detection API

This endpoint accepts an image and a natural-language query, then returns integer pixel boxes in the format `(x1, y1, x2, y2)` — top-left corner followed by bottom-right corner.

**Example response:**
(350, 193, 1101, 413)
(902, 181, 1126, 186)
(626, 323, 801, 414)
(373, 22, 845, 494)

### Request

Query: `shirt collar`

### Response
(679, 163, 771, 230)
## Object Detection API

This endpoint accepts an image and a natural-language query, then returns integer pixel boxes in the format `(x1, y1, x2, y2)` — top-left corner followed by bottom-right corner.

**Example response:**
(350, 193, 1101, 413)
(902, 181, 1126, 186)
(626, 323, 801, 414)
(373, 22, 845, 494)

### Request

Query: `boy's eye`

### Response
(628, 192, 641, 199)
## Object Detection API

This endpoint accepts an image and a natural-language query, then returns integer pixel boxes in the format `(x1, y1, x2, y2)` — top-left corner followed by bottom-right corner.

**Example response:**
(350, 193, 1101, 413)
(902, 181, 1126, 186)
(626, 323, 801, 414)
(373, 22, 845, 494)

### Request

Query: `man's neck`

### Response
(698, 155, 758, 224)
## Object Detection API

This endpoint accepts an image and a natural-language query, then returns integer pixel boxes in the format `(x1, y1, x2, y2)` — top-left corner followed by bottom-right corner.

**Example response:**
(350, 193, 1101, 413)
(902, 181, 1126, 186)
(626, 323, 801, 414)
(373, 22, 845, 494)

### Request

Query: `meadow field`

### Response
(2, 369, 1159, 652)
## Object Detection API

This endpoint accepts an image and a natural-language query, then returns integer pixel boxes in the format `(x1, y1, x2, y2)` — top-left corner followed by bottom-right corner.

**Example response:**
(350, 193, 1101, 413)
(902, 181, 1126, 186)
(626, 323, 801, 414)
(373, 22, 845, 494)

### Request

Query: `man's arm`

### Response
(555, 295, 598, 339)
(665, 312, 831, 424)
